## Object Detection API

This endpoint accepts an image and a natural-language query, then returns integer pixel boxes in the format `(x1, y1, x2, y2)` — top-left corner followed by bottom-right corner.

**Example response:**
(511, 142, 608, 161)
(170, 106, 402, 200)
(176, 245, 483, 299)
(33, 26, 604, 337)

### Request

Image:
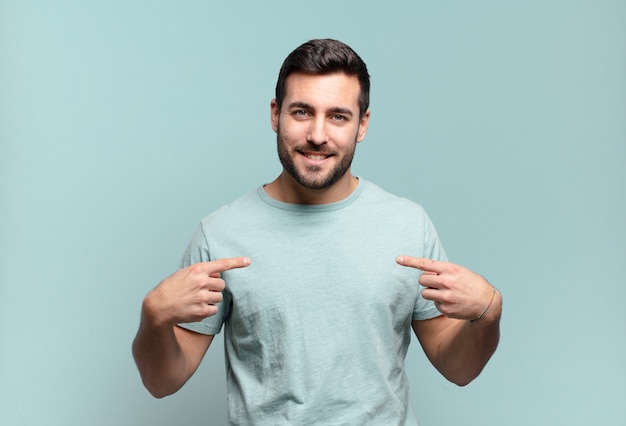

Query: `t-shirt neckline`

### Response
(257, 178, 365, 212)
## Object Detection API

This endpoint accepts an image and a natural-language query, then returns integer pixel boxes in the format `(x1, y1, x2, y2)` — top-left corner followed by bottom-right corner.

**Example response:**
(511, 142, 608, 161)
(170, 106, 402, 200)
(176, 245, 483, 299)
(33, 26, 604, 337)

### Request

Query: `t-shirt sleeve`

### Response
(412, 212, 447, 321)
(176, 223, 230, 335)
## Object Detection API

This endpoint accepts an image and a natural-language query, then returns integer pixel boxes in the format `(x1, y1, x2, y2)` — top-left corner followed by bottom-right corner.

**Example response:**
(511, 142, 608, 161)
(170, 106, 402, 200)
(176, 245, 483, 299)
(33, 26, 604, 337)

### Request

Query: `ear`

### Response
(356, 109, 370, 142)
(270, 99, 279, 133)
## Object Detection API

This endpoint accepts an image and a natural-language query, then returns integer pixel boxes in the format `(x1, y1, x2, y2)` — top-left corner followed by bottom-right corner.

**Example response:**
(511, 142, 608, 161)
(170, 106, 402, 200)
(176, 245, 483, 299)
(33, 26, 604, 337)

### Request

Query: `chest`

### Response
(218, 222, 424, 334)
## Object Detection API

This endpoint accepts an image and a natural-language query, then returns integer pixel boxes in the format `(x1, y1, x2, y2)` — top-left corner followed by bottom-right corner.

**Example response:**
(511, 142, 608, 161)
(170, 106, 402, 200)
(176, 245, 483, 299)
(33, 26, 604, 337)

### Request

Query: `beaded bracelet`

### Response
(470, 285, 497, 323)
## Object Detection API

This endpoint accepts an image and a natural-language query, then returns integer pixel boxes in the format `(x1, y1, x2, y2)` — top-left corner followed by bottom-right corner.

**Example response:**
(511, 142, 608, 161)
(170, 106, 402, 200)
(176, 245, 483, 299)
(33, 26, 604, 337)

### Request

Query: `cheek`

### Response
(334, 127, 360, 146)
(276, 130, 298, 152)
(279, 122, 306, 142)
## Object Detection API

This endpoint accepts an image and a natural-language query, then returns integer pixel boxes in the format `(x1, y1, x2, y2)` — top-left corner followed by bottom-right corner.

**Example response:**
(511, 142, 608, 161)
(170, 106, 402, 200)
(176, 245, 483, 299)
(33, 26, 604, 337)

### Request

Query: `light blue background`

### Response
(1, 1, 625, 425)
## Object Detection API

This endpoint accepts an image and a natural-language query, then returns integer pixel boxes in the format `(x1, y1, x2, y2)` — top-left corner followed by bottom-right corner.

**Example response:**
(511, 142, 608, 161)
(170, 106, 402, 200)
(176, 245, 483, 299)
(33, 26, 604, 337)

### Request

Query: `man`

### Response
(133, 38, 502, 425)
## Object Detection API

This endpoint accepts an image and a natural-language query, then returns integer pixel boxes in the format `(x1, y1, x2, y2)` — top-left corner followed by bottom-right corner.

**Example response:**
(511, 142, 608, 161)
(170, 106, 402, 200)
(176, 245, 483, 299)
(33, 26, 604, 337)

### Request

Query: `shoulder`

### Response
(358, 179, 427, 215)
(198, 187, 264, 228)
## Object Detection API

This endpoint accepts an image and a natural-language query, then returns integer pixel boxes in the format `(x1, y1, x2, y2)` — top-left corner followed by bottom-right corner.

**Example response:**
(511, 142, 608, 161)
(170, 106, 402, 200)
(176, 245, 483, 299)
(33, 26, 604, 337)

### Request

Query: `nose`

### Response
(307, 117, 328, 145)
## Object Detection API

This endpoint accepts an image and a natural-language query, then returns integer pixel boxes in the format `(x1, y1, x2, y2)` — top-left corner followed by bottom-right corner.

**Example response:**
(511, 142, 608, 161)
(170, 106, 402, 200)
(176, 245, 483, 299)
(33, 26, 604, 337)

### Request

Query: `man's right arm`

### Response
(132, 317, 214, 398)
(132, 257, 251, 398)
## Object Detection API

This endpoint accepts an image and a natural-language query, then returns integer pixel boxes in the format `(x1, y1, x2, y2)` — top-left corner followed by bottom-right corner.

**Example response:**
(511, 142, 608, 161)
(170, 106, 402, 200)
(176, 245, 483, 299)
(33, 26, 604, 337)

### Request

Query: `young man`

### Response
(133, 39, 502, 425)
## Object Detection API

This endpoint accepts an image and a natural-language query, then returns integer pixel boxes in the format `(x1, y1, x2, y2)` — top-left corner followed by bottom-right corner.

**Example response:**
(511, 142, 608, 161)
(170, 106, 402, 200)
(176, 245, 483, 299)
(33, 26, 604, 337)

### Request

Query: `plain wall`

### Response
(1, 1, 625, 425)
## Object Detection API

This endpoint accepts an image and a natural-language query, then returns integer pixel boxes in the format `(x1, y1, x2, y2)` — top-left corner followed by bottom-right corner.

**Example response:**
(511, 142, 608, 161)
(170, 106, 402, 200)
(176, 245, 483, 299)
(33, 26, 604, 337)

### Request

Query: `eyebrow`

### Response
(287, 102, 354, 117)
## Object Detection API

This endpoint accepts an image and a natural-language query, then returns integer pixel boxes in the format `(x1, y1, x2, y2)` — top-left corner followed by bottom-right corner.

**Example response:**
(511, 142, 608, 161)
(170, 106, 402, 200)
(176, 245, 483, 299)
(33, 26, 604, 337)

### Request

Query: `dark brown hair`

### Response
(275, 39, 370, 118)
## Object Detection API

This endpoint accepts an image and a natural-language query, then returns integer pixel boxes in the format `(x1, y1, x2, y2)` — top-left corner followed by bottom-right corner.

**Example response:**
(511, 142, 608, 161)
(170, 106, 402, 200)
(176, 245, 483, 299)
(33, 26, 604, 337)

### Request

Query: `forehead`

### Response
(283, 72, 361, 110)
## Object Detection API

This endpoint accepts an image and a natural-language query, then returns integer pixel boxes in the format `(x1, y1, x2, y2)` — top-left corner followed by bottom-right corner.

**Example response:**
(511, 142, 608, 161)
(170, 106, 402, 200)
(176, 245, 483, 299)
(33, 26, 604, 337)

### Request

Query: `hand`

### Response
(143, 257, 251, 327)
(396, 256, 494, 321)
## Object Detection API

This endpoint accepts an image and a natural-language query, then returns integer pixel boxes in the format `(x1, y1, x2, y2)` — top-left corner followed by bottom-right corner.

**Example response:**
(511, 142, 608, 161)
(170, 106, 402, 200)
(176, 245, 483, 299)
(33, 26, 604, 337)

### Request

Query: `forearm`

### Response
(132, 318, 190, 398)
(132, 259, 242, 397)
(434, 291, 502, 386)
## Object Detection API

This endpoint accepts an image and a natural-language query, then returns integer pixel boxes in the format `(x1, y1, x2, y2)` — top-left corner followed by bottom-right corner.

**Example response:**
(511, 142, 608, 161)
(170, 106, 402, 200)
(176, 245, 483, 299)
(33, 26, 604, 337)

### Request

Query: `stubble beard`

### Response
(276, 125, 357, 191)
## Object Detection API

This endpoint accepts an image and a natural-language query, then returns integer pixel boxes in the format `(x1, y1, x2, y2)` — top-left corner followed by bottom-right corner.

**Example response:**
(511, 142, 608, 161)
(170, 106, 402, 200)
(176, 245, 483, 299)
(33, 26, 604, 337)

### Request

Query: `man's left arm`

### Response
(397, 256, 502, 386)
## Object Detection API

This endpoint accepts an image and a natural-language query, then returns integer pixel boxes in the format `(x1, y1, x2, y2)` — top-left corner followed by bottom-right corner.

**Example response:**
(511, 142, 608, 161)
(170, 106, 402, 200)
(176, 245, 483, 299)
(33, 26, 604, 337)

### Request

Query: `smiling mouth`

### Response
(303, 153, 330, 161)
(299, 148, 333, 160)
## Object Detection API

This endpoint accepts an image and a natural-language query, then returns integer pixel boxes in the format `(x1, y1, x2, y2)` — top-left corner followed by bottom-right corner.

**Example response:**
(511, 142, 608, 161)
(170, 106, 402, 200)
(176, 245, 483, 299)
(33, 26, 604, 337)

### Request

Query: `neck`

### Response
(264, 172, 358, 205)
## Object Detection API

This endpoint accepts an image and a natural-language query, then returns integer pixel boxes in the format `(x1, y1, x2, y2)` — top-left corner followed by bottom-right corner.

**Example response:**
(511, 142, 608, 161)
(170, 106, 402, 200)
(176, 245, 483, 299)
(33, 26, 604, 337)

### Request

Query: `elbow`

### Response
(147, 388, 171, 399)
(134, 368, 185, 399)
(142, 378, 180, 399)
(444, 366, 483, 387)
(132, 343, 182, 399)
(450, 376, 475, 387)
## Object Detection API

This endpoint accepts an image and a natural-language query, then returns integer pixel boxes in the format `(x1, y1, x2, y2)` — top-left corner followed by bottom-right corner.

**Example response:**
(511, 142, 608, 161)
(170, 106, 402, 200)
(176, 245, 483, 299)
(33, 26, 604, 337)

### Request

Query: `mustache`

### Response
(296, 142, 334, 154)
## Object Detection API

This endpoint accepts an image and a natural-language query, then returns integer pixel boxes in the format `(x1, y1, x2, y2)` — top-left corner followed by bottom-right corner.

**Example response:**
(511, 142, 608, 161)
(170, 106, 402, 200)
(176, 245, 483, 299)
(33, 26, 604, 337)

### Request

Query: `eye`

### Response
(293, 109, 309, 118)
(331, 114, 347, 122)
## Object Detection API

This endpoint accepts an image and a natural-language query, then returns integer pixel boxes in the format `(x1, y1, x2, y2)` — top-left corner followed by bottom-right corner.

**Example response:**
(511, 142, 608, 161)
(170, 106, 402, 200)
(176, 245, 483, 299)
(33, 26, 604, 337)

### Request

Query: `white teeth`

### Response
(306, 154, 327, 160)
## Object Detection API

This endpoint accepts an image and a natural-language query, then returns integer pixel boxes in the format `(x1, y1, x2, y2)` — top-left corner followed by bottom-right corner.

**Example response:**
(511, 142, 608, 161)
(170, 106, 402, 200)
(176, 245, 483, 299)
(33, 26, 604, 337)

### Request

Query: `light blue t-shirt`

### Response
(179, 179, 446, 425)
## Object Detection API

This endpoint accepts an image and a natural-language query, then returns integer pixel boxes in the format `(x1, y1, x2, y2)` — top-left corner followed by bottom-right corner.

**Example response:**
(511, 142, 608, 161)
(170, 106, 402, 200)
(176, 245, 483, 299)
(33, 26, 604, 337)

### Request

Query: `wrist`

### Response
(470, 286, 501, 323)
(141, 290, 173, 330)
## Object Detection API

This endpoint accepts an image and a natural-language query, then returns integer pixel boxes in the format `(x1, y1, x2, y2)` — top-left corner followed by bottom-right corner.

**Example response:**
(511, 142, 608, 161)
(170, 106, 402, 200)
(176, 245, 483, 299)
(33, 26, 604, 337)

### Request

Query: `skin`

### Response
(399, 256, 501, 386)
(265, 72, 369, 204)
(132, 71, 501, 398)
(132, 258, 250, 397)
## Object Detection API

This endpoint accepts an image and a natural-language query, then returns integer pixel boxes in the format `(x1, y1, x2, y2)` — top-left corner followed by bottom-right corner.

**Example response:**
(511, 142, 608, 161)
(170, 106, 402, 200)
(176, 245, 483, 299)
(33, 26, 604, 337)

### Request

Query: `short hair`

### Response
(275, 39, 370, 118)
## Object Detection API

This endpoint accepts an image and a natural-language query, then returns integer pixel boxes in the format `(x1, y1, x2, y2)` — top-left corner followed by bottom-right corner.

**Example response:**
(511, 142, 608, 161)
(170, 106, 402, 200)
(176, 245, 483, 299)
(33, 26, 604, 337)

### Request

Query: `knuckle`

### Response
(207, 291, 223, 304)
(211, 259, 225, 271)
(210, 278, 226, 291)
(189, 263, 205, 275)
(203, 304, 219, 317)
(216, 258, 233, 271)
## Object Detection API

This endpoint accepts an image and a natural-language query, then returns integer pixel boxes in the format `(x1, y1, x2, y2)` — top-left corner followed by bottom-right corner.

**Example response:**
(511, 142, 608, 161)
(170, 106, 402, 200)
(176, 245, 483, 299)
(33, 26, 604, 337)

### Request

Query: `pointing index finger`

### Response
(206, 257, 251, 274)
(396, 256, 443, 273)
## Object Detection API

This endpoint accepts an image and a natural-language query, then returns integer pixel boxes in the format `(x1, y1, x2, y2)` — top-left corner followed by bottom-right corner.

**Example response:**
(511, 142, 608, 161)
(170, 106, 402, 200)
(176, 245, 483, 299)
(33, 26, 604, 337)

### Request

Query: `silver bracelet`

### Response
(470, 286, 497, 323)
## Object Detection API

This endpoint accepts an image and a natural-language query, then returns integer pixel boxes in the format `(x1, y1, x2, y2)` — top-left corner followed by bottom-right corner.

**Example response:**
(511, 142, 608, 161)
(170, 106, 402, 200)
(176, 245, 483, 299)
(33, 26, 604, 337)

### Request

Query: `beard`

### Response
(276, 125, 357, 191)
